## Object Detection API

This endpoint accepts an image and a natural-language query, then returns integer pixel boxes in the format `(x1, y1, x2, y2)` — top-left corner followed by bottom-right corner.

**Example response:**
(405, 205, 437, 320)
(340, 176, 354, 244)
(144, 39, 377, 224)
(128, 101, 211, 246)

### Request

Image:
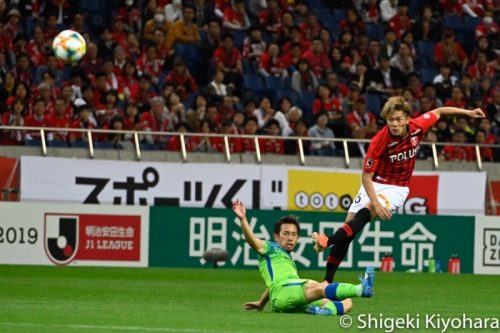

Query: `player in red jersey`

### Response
(311, 96, 485, 283)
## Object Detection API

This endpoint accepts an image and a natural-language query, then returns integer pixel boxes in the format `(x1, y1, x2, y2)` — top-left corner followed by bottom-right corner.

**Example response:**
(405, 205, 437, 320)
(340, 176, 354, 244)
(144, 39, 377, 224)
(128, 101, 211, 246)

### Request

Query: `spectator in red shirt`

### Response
(259, 0, 283, 35)
(70, 103, 97, 143)
(388, 2, 411, 39)
(467, 51, 496, 80)
(302, 39, 331, 78)
(26, 25, 50, 67)
(137, 45, 165, 85)
(165, 57, 198, 100)
(475, 11, 498, 38)
(300, 12, 321, 41)
(445, 86, 467, 109)
(258, 43, 287, 78)
(241, 117, 264, 153)
(347, 97, 377, 139)
(24, 99, 52, 142)
(80, 43, 102, 82)
(15, 54, 33, 88)
(471, 129, 493, 161)
(192, 119, 220, 152)
(434, 29, 468, 72)
(151, 27, 175, 61)
(217, 119, 242, 153)
(122, 61, 140, 102)
(223, 0, 251, 31)
(339, 8, 365, 37)
(116, 0, 142, 33)
(2, 98, 25, 145)
(477, 118, 496, 144)
(51, 97, 71, 143)
(281, 42, 302, 72)
(263, 119, 284, 154)
(441, 130, 473, 161)
(213, 33, 243, 93)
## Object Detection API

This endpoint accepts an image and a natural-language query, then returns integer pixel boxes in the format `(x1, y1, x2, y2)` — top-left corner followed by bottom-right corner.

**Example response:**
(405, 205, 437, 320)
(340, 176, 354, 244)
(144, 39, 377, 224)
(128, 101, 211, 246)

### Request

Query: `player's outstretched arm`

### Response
(431, 107, 485, 120)
(243, 289, 269, 311)
(232, 200, 265, 255)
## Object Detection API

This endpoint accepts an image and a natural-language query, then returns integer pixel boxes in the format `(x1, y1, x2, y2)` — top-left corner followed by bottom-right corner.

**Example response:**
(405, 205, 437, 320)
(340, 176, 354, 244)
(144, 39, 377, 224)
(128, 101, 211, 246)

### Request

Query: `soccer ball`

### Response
(52, 30, 86, 63)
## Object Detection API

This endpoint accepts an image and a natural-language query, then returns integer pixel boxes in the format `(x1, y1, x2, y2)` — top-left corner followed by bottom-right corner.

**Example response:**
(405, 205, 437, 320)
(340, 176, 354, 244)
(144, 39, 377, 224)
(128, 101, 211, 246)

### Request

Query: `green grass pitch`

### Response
(0, 265, 499, 333)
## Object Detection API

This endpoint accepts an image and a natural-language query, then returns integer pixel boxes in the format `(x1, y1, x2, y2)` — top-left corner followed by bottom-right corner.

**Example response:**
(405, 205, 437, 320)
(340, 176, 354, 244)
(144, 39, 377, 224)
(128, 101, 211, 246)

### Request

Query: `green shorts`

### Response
(270, 279, 322, 313)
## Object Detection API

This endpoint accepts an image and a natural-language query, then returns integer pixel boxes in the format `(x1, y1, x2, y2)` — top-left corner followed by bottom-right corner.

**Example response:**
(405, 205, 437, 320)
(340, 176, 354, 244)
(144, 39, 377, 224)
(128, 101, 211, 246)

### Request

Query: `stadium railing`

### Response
(0, 125, 498, 172)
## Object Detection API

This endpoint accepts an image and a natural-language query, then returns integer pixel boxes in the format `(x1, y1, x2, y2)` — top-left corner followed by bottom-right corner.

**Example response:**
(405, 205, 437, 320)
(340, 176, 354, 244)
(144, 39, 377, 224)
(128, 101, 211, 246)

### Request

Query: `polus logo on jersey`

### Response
(44, 213, 141, 265)
(44, 215, 79, 265)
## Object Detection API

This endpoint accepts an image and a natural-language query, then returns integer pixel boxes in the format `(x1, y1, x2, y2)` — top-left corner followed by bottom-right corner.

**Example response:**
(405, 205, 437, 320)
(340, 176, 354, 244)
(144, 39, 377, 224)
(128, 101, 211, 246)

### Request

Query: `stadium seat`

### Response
(174, 44, 201, 64)
(243, 74, 265, 91)
(94, 141, 115, 149)
(366, 93, 382, 115)
(140, 143, 161, 151)
(366, 23, 384, 41)
(70, 140, 90, 149)
(263, 76, 286, 91)
(420, 69, 438, 85)
(296, 91, 316, 123)
(242, 60, 258, 75)
(442, 15, 462, 31)
(332, 9, 346, 22)
(416, 41, 435, 69)
(48, 140, 68, 147)
(25, 139, 41, 147)
(462, 16, 481, 32)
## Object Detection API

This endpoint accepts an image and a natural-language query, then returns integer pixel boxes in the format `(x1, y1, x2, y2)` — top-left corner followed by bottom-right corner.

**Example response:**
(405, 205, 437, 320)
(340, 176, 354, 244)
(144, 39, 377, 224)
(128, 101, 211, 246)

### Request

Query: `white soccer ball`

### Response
(52, 30, 87, 63)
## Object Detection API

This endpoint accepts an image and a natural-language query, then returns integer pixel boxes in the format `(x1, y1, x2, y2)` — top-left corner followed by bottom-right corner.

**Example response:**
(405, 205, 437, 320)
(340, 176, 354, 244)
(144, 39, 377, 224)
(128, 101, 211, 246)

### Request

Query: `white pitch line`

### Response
(0, 322, 249, 333)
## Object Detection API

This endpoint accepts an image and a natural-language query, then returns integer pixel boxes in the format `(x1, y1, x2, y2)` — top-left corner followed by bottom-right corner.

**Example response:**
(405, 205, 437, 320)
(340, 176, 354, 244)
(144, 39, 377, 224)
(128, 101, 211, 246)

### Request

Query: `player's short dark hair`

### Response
(274, 216, 300, 235)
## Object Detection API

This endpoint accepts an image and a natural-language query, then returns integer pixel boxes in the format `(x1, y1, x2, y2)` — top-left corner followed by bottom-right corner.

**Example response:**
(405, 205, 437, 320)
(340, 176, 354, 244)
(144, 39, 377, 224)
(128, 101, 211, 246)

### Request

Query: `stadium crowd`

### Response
(0, 0, 498, 161)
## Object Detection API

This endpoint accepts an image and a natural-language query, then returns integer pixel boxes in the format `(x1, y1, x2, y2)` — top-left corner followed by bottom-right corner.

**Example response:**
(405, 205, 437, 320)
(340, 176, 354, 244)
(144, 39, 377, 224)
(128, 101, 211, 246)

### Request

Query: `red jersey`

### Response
(363, 112, 438, 186)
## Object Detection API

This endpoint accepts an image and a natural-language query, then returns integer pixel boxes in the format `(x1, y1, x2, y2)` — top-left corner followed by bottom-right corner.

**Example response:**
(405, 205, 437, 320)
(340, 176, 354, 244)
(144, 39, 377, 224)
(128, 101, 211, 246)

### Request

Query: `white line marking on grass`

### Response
(0, 322, 249, 333)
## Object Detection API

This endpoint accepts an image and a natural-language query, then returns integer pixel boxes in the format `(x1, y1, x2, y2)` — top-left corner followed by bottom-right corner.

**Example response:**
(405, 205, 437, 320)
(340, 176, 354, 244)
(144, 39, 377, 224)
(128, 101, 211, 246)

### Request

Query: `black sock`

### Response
(324, 208, 372, 282)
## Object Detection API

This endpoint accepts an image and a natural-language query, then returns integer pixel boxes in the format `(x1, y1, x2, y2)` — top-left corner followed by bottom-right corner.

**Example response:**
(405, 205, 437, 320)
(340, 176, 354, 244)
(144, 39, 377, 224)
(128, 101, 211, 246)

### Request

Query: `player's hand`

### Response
(232, 199, 246, 219)
(243, 301, 263, 311)
(468, 108, 486, 118)
(374, 203, 392, 221)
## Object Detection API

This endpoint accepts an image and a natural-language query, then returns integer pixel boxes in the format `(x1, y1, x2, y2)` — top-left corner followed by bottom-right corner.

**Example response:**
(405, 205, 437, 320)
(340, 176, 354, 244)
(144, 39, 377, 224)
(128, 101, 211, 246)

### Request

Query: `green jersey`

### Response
(258, 241, 300, 289)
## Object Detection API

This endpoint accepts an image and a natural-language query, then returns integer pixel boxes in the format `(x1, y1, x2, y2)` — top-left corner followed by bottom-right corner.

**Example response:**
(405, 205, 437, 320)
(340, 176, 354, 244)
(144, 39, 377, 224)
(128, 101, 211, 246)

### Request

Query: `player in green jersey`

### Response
(232, 200, 375, 316)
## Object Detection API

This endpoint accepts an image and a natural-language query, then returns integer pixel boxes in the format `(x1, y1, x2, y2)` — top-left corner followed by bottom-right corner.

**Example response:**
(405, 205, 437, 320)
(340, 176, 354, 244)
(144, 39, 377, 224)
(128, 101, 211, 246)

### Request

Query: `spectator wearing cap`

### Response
(1, 98, 25, 145)
(140, 96, 170, 145)
(291, 59, 318, 93)
(213, 33, 243, 93)
(4, 8, 22, 39)
(258, 43, 288, 78)
(434, 29, 468, 72)
(413, 6, 440, 42)
(379, 0, 398, 23)
(165, 57, 198, 100)
(339, 8, 365, 37)
(242, 27, 266, 62)
(302, 38, 331, 78)
(263, 119, 285, 155)
(223, 0, 251, 31)
(165, 0, 183, 23)
(308, 112, 336, 157)
(172, 5, 201, 44)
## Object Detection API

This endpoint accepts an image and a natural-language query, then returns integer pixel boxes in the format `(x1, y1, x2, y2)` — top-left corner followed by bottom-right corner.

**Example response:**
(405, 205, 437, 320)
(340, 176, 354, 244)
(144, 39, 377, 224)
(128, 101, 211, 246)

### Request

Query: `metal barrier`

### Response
(1, 125, 499, 171)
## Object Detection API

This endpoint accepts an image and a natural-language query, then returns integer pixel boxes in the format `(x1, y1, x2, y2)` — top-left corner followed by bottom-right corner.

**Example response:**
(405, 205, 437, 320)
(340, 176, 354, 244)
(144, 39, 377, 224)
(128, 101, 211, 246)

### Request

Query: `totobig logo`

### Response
(44, 214, 79, 265)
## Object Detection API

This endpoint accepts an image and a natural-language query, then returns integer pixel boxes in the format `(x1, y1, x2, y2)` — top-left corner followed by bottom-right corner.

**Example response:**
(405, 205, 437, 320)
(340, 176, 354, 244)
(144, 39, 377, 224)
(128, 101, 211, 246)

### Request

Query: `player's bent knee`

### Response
(342, 298, 353, 314)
